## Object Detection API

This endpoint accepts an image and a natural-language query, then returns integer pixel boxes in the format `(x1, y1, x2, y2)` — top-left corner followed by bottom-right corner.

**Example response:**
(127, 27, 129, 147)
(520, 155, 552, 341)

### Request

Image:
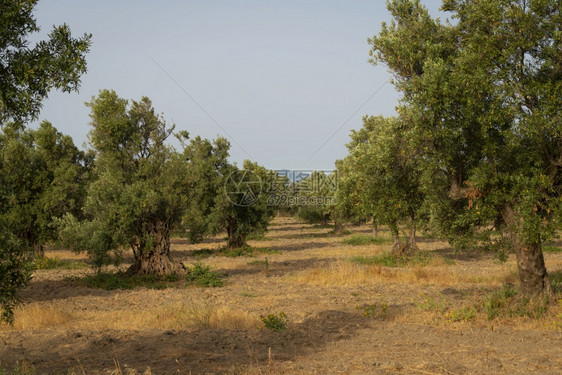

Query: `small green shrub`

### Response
(447, 306, 476, 322)
(413, 292, 448, 313)
(343, 235, 385, 246)
(186, 263, 224, 287)
(260, 312, 288, 331)
(481, 283, 550, 320)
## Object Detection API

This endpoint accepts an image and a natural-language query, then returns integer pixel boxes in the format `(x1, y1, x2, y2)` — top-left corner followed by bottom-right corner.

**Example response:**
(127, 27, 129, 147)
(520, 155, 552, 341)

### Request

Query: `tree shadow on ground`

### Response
(269, 241, 335, 253)
(221, 257, 338, 278)
(0, 309, 368, 374)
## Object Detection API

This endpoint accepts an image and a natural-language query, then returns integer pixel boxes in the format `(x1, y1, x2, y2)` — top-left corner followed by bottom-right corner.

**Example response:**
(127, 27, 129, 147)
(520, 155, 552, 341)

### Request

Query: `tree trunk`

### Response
(33, 243, 45, 257)
(389, 221, 403, 254)
(127, 226, 185, 276)
(372, 221, 379, 238)
(333, 218, 345, 234)
(502, 206, 552, 296)
(227, 233, 247, 249)
(226, 220, 247, 249)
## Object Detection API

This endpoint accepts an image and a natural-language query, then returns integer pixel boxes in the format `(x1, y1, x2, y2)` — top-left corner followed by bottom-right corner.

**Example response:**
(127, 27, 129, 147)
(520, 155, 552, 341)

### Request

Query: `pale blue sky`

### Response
(33, 0, 445, 170)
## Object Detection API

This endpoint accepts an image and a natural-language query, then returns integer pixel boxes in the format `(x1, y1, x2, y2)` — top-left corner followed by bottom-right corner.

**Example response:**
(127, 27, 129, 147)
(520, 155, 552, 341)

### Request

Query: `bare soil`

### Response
(1, 216, 561, 374)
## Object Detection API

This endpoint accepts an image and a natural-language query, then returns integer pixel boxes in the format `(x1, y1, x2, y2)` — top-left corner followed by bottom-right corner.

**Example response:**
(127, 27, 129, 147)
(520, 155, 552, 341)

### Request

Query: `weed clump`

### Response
(186, 263, 224, 287)
(483, 284, 550, 320)
(260, 312, 288, 331)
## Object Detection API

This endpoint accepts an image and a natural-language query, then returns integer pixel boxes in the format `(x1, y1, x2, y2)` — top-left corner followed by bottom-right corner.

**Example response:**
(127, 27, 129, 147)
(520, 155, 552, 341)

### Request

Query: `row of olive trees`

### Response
(0, 2, 273, 323)
(337, 0, 561, 297)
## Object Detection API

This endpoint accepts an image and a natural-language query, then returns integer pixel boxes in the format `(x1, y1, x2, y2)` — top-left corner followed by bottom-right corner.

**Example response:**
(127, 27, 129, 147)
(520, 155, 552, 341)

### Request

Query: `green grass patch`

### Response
(482, 283, 550, 320)
(342, 234, 386, 246)
(78, 271, 178, 290)
(34, 256, 88, 270)
(350, 252, 431, 267)
(550, 270, 562, 293)
(186, 262, 224, 287)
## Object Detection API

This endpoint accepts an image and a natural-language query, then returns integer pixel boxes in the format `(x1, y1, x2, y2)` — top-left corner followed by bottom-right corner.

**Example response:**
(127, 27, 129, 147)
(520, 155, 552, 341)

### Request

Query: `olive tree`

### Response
(0, 0, 90, 322)
(60, 90, 191, 275)
(344, 115, 424, 254)
(369, 0, 561, 294)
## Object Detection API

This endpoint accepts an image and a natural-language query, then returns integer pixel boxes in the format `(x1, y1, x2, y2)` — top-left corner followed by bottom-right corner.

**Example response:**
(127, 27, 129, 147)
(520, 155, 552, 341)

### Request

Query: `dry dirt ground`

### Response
(1, 216, 562, 374)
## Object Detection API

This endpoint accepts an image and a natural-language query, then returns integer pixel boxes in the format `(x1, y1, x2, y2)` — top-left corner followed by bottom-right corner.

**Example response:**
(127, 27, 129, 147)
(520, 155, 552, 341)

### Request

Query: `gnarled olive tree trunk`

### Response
(127, 222, 185, 276)
(502, 206, 552, 296)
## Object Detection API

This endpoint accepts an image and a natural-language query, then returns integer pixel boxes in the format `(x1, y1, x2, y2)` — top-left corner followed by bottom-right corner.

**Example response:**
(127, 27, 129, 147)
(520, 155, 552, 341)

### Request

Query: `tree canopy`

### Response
(368, 0, 561, 295)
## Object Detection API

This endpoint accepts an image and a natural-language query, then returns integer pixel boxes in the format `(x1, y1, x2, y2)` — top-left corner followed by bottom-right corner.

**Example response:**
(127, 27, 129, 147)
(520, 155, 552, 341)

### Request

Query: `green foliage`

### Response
(0, 122, 89, 323)
(78, 272, 178, 290)
(186, 263, 224, 287)
(59, 90, 225, 276)
(369, 0, 562, 294)
(482, 284, 550, 321)
(341, 115, 425, 246)
(447, 306, 476, 322)
(219, 160, 276, 249)
(294, 171, 338, 227)
(260, 312, 288, 331)
(483, 284, 519, 320)
(342, 234, 385, 246)
(413, 292, 448, 314)
(0, 1, 91, 124)
(0, 227, 32, 324)
(351, 253, 431, 267)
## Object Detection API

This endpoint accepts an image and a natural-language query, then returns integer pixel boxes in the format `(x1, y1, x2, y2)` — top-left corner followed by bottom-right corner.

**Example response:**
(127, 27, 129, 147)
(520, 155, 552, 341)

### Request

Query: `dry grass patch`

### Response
(0, 303, 74, 331)
(153, 300, 260, 330)
(288, 259, 517, 288)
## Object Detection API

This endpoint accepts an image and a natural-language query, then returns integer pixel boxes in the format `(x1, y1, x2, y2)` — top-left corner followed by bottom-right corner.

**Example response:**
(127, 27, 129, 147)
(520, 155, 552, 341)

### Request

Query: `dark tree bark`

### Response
(389, 221, 403, 254)
(226, 219, 247, 249)
(333, 218, 345, 235)
(502, 206, 552, 296)
(127, 223, 185, 276)
(33, 243, 45, 258)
